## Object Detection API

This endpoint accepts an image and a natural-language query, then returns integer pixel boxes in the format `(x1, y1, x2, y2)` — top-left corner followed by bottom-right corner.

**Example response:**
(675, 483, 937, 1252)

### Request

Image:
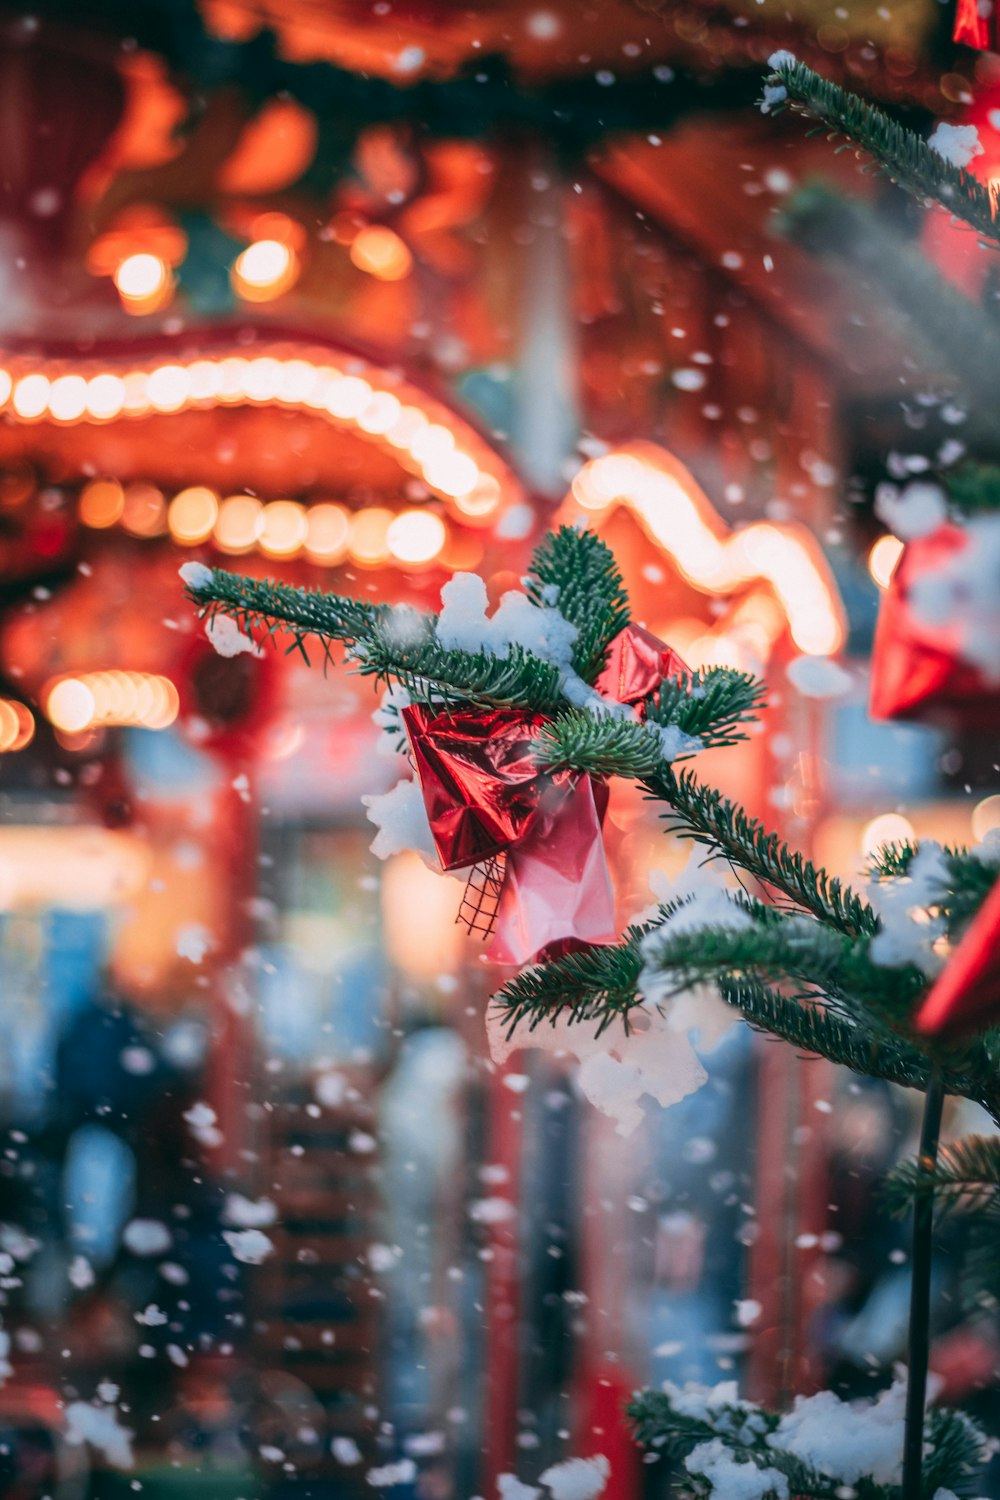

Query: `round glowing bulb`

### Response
(972, 794, 1000, 844)
(47, 679, 97, 733)
(388, 510, 447, 565)
(349, 225, 413, 281)
(48, 374, 88, 422)
(409, 423, 455, 466)
(12, 374, 50, 420)
(868, 534, 905, 590)
(232, 239, 298, 301)
(9, 702, 34, 751)
(168, 486, 219, 545)
(0, 701, 20, 750)
(860, 812, 915, 860)
(357, 391, 402, 435)
(260, 500, 308, 558)
(114, 253, 170, 311)
(86, 373, 126, 420)
(455, 473, 502, 518)
(423, 451, 479, 499)
(325, 376, 372, 420)
(147, 364, 191, 413)
(0, 370, 11, 406)
(121, 482, 167, 537)
(348, 507, 393, 566)
(215, 494, 264, 553)
(385, 405, 428, 450)
(79, 479, 125, 529)
(305, 503, 350, 563)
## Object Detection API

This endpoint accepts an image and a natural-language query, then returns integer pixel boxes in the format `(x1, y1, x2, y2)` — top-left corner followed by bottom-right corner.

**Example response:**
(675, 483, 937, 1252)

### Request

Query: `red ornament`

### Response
(595, 623, 689, 711)
(953, 0, 998, 50)
(869, 524, 998, 730)
(916, 872, 1000, 1037)
(403, 624, 689, 965)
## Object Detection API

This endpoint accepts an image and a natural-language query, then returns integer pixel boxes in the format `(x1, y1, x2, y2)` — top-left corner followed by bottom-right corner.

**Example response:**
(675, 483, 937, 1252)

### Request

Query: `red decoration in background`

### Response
(954, 0, 998, 50)
(917, 872, 1000, 1036)
(404, 624, 689, 965)
(869, 525, 998, 729)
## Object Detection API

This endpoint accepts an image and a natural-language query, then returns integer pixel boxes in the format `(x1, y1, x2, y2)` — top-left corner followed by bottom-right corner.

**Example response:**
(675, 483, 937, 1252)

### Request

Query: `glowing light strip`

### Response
(44, 671, 179, 734)
(569, 443, 844, 657)
(0, 349, 514, 525)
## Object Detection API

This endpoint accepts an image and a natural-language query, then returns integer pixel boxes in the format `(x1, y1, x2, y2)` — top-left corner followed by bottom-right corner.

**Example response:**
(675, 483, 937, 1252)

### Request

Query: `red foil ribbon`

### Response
(869, 524, 998, 730)
(954, 0, 996, 50)
(402, 623, 688, 966)
(917, 872, 1000, 1037)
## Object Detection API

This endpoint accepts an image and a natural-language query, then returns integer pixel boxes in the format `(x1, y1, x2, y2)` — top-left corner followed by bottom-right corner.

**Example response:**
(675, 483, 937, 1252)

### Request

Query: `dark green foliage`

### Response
(647, 668, 767, 749)
(627, 1384, 987, 1500)
(886, 1135, 1000, 1216)
(492, 921, 649, 1037)
(945, 463, 1000, 515)
(764, 56, 1000, 251)
(183, 567, 382, 663)
(647, 765, 879, 938)
(524, 526, 631, 684)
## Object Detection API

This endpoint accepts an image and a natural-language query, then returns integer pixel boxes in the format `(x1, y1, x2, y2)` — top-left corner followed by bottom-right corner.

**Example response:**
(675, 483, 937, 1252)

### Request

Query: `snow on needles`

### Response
(867, 841, 949, 977)
(927, 121, 984, 169)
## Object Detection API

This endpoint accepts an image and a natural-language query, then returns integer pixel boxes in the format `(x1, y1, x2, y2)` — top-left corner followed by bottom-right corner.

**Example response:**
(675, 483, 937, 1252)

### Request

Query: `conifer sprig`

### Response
(524, 525, 631, 682)
(765, 55, 1000, 250)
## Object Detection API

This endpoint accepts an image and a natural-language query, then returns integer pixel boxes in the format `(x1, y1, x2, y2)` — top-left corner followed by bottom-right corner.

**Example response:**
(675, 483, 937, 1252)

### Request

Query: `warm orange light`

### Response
(868, 534, 905, 590)
(86, 373, 126, 420)
(325, 375, 372, 420)
(972, 794, 1000, 844)
(231, 239, 298, 301)
(121, 482, 167, 537)
(12, 374, 50, 420)
(48, 374, 88, 422)
(0, 700, 33, 752)
(168, 486, 219, 545)
(423, 451, 479, 499)
(387, 509, 447, 565)
(357, 391, 402, 435)
(47, 678, 97, 734)
(409, 423, 455, 466)
(79, 479, 125, 529)
(113, 253, 171, 313)
(349, 225, 413, 282)
(215, 494, 264, 553)
(860, 812, 915, 859)
(567, 444, 845, 658)
(46, 672, 178, 733)
(0, 370, 12, 407)
(455, 474, 502, 519)
(147, 363, 191, 413)
(305, 502, 350, 563)
(348, 507, 393, 567)
(385, 405, 428, 450)
(260, 499, 308, 558)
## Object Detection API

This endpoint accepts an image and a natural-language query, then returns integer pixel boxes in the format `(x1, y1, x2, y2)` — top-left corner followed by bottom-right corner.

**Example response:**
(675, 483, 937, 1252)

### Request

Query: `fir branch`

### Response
(885, 1135, 1000, 1217)
(358, 626, 564, 712)
(867, 841, 998, 937)
(765, 56, 1000, 251)
(649, 764, 879, 939)
(534, 668, 766, 778)
(719, 977, 933, 1095)
(647, 667, 766, 747)
(490, 922, 650, 1037)
(184, 566, 382, 662)
(524, 526, 631, 683)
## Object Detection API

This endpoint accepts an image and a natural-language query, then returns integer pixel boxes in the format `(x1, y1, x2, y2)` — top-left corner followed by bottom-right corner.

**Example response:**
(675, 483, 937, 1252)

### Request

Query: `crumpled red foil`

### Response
(869, 524, 998, 730)
(916, 873, 1000, 1038)
(596, 622, 689, 712)
(402, 623, 689, 965)
(402, 703, 556, 871)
